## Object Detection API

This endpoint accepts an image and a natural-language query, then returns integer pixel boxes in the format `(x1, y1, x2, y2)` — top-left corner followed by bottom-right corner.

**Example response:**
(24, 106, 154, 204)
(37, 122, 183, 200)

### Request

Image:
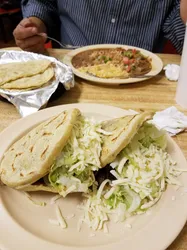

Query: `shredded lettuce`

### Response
(79, 123, 185, 230)
(23, 192, 46, 207)
(55, 205, 67, 229)
(48, 115, 103, 197)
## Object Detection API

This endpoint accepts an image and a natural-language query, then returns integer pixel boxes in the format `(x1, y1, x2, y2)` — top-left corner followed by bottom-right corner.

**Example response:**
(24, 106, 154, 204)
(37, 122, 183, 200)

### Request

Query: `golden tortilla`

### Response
(0, 59, 51, 86)
(1, 66, 54, 90)
(0, 109, 81, 188)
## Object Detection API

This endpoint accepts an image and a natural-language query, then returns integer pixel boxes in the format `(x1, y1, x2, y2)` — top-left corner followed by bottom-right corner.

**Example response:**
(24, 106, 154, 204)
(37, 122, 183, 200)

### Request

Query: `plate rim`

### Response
(0, 103, 187, 250)
(63, 44, 163, 85)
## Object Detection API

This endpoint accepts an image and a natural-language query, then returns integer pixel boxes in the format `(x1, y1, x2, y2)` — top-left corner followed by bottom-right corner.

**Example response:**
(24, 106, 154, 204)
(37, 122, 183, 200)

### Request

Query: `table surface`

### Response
(0, 48, 187, 250)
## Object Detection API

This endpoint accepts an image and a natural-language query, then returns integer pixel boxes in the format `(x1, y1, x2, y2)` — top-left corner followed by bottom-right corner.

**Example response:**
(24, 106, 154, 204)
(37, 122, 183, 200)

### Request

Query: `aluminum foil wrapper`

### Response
(0, 50, 74, 117)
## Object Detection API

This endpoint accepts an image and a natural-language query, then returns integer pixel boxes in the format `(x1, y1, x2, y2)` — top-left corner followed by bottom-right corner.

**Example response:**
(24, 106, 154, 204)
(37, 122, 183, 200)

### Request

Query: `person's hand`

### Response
(13, 17, 47, 54)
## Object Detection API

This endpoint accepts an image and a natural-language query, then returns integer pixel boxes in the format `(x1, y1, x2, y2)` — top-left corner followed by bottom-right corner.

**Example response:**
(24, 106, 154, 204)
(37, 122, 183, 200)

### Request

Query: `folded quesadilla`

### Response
(100, 112, 153, 167)
(0, 108, 80, 188)
(79, 122, 177, 231)
(0, 109, 105, 196)
(0, 109, 153, 198)
(19, 114, 106, 196)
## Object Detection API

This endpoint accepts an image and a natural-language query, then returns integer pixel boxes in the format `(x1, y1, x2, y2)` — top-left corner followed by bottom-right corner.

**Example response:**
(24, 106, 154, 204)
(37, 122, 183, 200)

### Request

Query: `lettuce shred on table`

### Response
(48, 115, 104, 197)
(78, 123, 185, 231)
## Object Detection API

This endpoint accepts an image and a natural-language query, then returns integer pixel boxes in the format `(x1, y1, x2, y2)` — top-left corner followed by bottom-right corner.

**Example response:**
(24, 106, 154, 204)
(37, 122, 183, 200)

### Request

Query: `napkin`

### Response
(164, 64, 180, 81)
(152, 106, 187, 136)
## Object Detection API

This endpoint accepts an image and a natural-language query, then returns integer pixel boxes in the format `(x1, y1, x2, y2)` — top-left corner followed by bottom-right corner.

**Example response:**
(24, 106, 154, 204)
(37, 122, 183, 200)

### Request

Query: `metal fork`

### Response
(19, 22, 80, 49)
(37, 33, 80, 49)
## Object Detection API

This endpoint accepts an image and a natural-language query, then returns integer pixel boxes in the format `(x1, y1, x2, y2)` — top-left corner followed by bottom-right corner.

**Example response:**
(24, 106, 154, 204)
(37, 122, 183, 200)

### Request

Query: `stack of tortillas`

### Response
(0, 59, 55, 91)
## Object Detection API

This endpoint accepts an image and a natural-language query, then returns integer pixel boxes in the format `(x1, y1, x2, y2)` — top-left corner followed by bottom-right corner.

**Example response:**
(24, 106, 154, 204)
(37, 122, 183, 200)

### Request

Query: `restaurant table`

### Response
(0, 48, 187, 250)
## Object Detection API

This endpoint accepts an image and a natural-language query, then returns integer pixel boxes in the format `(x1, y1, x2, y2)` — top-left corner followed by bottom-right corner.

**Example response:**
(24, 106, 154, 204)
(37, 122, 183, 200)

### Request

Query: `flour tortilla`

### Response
(100, 112, 153, 167)
(0, 59, 52, 86)
(0, 108, 81, 188)
(1, 66, 54, 90)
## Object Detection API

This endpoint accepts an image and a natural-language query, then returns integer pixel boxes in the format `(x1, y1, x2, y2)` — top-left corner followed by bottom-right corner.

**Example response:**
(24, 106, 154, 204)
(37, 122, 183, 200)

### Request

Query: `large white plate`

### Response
(0, 103, 187, 250)
(63, 44, 163, 85)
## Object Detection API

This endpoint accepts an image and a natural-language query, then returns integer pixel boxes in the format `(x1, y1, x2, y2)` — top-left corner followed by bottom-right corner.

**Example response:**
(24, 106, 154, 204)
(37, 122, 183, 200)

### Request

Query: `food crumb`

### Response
(104, 223, 109, 234)
(77, 217, 83, 232)
(48, 219, 60, 226)
(89, 233, 96, 237)
(171, 196, 176, 201)
(146, 210, 151, 216)
(50, 195, 62, 205)
(174, 186, 180, 191)
(124, 223, 132, 229)
(67, 214, 75, 219)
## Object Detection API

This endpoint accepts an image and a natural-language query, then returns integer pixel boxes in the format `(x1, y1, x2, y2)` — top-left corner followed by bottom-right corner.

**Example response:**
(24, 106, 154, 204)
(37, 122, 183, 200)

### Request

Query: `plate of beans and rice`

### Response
(63, 44, 163, 85)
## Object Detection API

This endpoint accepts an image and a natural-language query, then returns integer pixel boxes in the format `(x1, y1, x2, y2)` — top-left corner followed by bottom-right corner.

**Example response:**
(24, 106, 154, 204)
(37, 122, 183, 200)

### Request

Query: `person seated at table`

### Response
(13, 0, 187, 55)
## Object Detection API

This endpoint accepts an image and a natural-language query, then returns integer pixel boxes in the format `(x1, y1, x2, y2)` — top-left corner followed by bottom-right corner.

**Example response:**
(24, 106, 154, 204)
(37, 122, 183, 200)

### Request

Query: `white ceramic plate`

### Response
(0, 103, 187, 250)
(63, 44, 163, 85)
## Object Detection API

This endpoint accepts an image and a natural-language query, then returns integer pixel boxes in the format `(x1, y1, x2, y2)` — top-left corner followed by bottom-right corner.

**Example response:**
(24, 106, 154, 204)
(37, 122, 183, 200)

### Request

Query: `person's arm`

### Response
(13, 1, 59, 53)
(163, 0, 185, 54)
(180, 0, 187, 24)
(21, 0, 59, 37)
